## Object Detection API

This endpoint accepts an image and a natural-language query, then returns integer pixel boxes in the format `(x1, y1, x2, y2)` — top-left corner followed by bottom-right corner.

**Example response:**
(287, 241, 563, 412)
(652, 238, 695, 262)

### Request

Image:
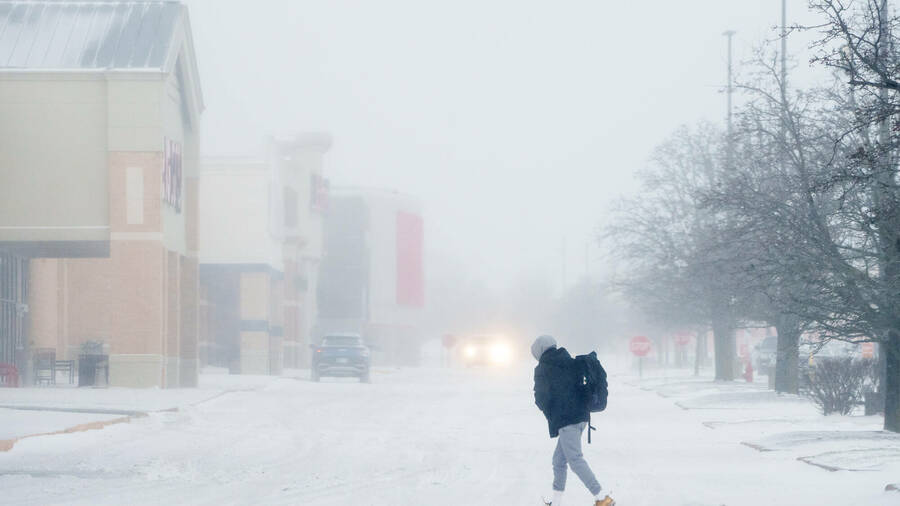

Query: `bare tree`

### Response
(787, 0, 900, 431)
(607, 124, 744, 381)
(698, 47, 835, 394)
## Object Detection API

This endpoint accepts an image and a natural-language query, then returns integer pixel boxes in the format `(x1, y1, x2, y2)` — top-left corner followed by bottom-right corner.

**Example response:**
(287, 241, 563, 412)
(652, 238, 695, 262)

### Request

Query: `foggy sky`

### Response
(186, 0, 823, 294)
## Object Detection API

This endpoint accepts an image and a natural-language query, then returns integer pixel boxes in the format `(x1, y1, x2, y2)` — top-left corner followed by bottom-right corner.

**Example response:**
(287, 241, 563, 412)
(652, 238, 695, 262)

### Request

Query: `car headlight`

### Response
(489, 343, 512, 365)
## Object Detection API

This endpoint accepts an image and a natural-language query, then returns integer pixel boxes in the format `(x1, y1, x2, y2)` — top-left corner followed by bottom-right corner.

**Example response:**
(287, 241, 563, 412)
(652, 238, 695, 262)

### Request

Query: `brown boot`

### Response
(594, 495, 615, 506)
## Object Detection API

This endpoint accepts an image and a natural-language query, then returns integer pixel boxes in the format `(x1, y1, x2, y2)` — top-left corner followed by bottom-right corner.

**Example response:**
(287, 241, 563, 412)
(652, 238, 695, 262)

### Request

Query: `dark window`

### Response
(322, 336, 362, 347)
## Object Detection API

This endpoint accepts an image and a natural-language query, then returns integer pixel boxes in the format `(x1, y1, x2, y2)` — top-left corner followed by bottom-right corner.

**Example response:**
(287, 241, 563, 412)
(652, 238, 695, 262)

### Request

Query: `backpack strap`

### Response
(587, 414, 596, 444)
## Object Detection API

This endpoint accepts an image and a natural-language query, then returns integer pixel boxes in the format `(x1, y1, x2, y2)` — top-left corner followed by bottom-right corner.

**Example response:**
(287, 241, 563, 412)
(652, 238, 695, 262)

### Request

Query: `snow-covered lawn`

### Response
(0, 366, 896, 505)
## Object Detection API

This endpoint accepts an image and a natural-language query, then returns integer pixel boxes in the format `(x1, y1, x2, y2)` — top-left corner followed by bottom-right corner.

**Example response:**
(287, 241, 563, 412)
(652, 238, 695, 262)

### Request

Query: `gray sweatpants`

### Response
(552, 422, 602, 495)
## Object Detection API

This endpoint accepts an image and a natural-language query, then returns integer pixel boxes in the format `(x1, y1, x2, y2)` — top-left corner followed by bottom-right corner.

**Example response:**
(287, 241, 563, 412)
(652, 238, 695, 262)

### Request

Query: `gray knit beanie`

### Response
(531, 335, 557, 361)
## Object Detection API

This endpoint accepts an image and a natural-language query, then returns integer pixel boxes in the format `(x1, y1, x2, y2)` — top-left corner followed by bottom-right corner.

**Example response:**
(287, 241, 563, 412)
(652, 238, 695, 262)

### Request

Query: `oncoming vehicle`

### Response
(310, 334, 371, 383)
(458, 335, 514, 368)
(753, 336, 778, 374)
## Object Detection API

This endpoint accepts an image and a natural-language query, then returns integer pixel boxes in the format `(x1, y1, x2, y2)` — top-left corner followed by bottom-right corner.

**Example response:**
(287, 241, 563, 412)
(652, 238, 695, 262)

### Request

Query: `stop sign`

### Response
(674, 333, 692, 346)
(630, 336, 652, 357)
(442, 334, 457, 349)
(862, 342, 875, 359)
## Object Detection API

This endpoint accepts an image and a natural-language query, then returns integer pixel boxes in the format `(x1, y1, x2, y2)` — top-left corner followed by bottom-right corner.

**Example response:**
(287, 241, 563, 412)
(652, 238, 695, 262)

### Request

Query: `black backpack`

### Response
(575, 351, 608, 443)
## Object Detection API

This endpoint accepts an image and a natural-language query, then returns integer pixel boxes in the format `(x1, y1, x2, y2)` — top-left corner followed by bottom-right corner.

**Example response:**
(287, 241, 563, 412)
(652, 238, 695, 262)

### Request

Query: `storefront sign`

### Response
(163, 138, 183, 213)
(311, 173, 329, 212)
(396, 211, 424, 307)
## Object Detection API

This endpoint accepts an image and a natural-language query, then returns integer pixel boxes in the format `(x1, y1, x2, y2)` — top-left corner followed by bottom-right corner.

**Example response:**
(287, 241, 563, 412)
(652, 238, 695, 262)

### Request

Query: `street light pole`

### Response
(724, 30, 736, 170)
(781, 0, 787, 91)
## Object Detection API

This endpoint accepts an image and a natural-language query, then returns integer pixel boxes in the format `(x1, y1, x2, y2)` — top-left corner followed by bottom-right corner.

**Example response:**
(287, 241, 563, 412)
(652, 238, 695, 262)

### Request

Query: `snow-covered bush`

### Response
(803, 357, 873, 416)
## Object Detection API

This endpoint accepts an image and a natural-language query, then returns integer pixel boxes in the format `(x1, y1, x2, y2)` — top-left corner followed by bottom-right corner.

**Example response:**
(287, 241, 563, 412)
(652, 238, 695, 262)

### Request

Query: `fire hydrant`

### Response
(744, 361, 754, 383)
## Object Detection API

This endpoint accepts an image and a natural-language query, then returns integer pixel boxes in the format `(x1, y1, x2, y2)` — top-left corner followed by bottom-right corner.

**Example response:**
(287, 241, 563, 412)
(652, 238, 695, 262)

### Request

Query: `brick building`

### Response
(0, 1, 204, 387)
(199, 134, 331, 374)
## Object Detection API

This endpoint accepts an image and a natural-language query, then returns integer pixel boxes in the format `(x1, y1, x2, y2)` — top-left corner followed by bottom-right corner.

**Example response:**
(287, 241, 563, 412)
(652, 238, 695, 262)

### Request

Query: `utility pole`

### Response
(723, 30, 736, 157)
(561, 236, 567, 294)
(781, 0, 787, 91)
(878, 0, 890, 147)
(584, 240, 590, 281)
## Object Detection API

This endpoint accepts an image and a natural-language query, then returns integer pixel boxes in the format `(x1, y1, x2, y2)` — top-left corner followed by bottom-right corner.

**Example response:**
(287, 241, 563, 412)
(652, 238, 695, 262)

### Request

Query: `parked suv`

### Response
(310, 334, 371, 383)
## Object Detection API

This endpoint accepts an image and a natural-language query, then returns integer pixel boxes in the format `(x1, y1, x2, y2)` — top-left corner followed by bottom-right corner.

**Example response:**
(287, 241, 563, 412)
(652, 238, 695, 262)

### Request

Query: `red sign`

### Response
(396, 211, 424, 307)
(675, 333, 692, 346)
(630, 336, 652, 357)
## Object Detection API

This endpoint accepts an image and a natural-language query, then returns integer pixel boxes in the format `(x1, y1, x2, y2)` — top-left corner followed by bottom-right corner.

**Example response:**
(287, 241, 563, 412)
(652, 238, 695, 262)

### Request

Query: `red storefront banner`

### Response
(396, 211, 424, 307)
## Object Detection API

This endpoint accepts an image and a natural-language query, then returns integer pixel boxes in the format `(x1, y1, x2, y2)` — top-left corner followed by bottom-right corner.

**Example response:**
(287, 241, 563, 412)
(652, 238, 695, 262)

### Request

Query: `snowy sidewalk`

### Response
(627, 369, 900, 496)
(0, 371, 281, 449)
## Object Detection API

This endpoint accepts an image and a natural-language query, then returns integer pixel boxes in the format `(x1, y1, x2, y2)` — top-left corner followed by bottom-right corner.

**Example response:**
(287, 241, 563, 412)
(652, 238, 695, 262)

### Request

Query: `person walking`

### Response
(532, 335, 614, 506)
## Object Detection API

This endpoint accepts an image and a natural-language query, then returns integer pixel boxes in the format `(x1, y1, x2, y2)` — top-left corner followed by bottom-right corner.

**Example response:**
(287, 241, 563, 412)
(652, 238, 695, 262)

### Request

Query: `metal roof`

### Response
(0, 1, 183, 70)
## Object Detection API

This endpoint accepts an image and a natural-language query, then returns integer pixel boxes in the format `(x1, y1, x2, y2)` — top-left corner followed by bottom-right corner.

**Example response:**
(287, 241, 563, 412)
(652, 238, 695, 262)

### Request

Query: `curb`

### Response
(0, 388, 242, 453)
(0, 405, 145, 417)
(0, 414, 139, 453)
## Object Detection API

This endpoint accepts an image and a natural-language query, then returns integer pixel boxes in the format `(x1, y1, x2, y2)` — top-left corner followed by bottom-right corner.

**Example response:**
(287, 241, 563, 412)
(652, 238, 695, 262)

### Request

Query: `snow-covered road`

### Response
(0, 366, 896, 505)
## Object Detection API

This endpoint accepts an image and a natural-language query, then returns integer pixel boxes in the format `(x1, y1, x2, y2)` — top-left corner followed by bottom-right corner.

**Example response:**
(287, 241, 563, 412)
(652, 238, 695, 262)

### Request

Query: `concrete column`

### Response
(239, 271, 270, 374)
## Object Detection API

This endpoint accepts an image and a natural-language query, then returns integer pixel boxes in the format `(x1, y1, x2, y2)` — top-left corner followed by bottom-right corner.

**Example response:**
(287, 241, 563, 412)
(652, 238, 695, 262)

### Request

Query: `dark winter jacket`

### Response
(533, 347, 590, 438)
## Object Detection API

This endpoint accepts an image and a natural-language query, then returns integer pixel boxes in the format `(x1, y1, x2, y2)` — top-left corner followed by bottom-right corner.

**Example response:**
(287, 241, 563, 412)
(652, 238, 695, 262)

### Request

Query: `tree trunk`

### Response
(884, 331, 900, 432)
(713, 317, 735, 381)
(694, 329, 704, 376)
(773, 315, 801, 394)
(694, 331, 706, 376)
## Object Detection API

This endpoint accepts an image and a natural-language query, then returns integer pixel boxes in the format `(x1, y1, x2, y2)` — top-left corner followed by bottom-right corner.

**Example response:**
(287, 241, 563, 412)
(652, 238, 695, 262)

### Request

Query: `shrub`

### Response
(802, 357, 874, 415)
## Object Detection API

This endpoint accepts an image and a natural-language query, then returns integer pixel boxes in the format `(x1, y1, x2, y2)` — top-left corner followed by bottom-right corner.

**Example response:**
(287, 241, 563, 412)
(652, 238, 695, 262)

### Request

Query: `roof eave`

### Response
(163, 5, 204, 117)
(0, 68, 168, 80)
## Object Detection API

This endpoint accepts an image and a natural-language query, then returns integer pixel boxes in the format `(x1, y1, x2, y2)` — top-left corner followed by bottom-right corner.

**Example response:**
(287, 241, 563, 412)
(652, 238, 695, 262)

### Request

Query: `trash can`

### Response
(78, 354, 108, 387)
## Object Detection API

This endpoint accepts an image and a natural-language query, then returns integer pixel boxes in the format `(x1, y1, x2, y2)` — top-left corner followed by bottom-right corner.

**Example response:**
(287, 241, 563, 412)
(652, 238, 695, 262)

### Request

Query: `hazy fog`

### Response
(186, 0, 822, 293)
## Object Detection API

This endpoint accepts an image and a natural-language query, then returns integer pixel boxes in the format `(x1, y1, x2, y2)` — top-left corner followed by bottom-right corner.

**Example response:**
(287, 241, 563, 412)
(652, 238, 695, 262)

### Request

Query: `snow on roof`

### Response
(0, 1, 182, 70)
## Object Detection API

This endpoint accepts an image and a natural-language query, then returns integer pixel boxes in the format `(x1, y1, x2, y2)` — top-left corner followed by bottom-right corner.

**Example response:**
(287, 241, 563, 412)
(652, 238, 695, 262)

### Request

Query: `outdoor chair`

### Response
(33, 348, 55, 386)
(54, 359, 75, 385)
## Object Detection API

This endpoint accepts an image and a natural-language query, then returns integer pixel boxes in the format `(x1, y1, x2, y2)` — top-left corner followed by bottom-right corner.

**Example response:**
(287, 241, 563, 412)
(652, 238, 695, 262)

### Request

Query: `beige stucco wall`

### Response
(106, 78, 163, 152)
(240, 272, 270, 321)
(0, 72, 194, 251)
(109, 354, 164, 389)
(240, 331, 270, 375)
(199, 163, 284, 268)
(0, 77, 109, 243)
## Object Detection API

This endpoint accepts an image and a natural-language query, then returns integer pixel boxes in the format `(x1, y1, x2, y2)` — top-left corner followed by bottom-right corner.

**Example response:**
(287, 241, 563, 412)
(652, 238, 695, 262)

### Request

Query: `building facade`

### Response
(317, 188, 425, 365)
(199, 134, 331, 374)
(0, 1, 204, 387)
